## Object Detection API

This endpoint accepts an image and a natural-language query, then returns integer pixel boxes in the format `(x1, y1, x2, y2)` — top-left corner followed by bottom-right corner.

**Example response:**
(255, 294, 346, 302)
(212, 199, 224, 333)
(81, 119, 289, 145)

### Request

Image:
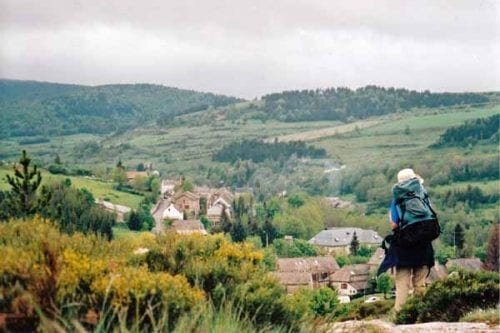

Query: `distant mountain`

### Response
(0, 79, 243, 138)
(228, 86, 493, 122)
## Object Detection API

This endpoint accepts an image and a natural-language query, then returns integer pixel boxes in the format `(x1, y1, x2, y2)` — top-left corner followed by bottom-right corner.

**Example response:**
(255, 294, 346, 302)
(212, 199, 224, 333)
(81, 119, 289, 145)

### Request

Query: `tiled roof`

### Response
(272, 272, 313, 285)
(309, 227, 382, 247)
(170, 220, 207, 235)
(330, 264, 371, 284)
(277, 256, 339, 273)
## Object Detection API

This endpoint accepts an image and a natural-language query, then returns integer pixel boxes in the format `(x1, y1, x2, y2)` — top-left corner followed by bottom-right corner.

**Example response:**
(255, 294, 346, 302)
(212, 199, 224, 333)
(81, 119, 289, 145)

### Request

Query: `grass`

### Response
(0, 167, 143, 209)
(460, 307, 500, 326)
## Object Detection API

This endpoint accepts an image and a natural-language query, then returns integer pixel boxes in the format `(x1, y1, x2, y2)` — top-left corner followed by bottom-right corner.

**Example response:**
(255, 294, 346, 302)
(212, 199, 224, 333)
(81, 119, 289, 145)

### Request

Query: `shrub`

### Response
(395, 270, 500, 324)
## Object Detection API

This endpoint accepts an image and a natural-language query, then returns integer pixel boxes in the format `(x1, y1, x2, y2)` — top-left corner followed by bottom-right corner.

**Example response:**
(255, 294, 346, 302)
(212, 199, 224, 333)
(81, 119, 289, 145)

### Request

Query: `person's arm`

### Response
(389, 200, 399, 230)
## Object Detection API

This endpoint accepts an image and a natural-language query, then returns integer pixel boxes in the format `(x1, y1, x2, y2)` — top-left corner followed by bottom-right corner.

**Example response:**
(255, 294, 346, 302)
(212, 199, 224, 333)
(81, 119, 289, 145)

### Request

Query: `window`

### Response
(341, 283, 348, 289)
(185, 205, 190, 209)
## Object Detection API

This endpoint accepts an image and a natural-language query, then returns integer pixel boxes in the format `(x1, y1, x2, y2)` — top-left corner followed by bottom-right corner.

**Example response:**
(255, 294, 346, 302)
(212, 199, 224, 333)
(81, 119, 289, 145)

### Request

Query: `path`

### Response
(151, 196, 171, 234)
(328, 320, 500, 333)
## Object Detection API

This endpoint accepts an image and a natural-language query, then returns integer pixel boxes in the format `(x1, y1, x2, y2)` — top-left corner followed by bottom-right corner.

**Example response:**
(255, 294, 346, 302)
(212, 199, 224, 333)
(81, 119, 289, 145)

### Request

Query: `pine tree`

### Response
(6, 150, 42, 217)
(454, 224, 465, 256)
(484, 223, 499, 272)
(230, 221, 247, 242)
(350, 231, 360, 255)
(127, 210, 143, 231)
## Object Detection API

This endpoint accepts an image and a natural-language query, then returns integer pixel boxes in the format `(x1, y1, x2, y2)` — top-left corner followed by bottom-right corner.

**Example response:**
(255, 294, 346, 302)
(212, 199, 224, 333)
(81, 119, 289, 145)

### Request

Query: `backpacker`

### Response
(393, 178, 440, 247)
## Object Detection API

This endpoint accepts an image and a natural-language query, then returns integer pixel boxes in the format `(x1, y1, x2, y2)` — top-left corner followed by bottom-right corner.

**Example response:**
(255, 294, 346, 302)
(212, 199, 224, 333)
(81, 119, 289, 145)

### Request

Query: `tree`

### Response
(230, 221, 247, 242)
(127, 210, 143, 231)
(454, 224, 465, 256)
(350, 231, 360, 255)
(6, 150, 42, 217)
(112, 166, 127, 186)
(484, 223, 499, 272)
(260, 219, 278, 246)
(376, 273, 394, 299)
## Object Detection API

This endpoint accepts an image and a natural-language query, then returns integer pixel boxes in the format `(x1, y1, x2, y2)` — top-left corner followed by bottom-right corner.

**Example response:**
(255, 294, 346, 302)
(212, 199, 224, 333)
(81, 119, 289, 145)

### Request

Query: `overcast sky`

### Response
(1, 0, 499, 98)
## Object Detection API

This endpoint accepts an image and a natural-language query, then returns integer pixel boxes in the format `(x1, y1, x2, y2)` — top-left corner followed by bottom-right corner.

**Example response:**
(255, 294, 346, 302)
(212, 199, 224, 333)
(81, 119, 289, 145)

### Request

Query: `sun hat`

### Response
(397, 168, 424, 184)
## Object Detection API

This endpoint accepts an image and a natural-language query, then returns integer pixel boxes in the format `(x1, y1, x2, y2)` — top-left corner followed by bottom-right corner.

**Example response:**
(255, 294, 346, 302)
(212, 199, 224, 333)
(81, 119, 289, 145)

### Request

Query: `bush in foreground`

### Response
(395, 270, 500, 324)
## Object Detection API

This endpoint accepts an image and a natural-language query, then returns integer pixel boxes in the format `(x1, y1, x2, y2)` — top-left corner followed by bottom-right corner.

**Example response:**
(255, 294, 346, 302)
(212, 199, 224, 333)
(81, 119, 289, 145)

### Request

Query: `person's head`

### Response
(397, 168, 423, 184)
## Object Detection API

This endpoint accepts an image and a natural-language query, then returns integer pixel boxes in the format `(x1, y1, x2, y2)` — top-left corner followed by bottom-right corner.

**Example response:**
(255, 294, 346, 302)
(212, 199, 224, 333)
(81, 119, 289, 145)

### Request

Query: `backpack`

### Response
(393, 178, 440, 247)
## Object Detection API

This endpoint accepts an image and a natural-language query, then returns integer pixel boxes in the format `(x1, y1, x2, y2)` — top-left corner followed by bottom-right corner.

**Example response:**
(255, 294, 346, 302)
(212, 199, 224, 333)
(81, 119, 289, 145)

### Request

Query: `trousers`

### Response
(394, 265, 428, 311)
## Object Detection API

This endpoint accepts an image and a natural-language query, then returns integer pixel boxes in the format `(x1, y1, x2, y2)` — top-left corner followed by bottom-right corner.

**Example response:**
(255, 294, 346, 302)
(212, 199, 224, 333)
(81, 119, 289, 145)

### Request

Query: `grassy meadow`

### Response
(0, 167, 143, 209)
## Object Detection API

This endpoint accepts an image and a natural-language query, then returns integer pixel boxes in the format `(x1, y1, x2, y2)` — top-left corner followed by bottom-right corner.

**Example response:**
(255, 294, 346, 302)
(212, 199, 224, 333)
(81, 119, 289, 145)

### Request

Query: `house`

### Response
(126, 171, 149, 183)
(272, 272, 313, 294)
(207, 205, 224, 225)
(162, 203, 183, 221)
(161, 179, 179, 197)
(173, 191, 201, 217)
(330, 264, 372, 296)
(445, 258, 483, 272)
(95, 199, 131, 222)
(309, 227, 382, 253)
(276, 256, 340, 291)
(169, 220, 207, 235)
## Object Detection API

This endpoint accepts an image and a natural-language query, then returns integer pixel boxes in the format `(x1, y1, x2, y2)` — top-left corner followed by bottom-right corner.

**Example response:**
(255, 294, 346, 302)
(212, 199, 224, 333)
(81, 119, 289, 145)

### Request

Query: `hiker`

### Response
(378, 168, 438, 312)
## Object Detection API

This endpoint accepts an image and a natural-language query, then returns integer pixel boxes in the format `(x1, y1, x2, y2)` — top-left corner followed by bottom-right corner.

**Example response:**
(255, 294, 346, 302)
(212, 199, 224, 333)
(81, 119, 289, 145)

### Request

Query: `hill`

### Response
(0, 79, 242, 138)
(208, 86, 494, 123)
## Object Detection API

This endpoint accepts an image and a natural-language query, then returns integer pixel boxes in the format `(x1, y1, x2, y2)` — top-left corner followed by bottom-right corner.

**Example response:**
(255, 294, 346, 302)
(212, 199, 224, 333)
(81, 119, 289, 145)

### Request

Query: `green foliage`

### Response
(375, 273, 394, 298)
(126, 210, 143, 231)
(112, 166, 127, 186)
(272, 238, 318, 257)
(432, 114, 499, 148)
(5, 150, 42, 217)
(213, 139, 326, 164)
(273, 198, 325, 240)
(257, 86, 489, 122)
(309, 287, 339, 317)
(38, 181, 115, 239)
(395, 270, 500, 324)
(0, 80, 241, 138)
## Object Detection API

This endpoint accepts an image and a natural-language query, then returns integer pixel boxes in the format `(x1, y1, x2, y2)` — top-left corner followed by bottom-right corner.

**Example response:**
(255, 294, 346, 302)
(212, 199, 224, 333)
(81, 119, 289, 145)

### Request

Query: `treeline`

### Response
(0, 80, 241, 138)
(213, 139, 326, 164)
(434, 185, 499, 209)
(432, 114, 499, 148)
(257, 86, 489, 122)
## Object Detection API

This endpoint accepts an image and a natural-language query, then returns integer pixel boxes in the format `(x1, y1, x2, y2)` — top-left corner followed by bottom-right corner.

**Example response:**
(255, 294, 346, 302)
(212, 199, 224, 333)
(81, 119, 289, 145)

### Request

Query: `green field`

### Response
(0, 167, 143, 209)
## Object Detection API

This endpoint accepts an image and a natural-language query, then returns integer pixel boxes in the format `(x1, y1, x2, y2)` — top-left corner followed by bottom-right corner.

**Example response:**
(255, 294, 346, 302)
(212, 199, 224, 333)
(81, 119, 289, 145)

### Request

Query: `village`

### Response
(94, 170, 485, 304)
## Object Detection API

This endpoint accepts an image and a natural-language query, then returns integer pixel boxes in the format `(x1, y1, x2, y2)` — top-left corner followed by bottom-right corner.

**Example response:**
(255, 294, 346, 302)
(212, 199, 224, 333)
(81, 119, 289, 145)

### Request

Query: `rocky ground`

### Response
(328, 320, 500, 333)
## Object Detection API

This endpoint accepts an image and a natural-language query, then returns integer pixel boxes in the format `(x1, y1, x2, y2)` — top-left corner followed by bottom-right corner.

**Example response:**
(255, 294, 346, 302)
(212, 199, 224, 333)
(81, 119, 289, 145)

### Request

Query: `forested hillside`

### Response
(431, 114, 499, 148)
(0, 80, 242, 138)
(244, 86, 491, 122)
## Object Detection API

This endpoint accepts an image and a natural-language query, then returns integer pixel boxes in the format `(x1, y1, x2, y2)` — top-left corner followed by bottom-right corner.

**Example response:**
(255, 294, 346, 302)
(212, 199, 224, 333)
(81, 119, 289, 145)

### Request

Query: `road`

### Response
(151, 196, 171, 234)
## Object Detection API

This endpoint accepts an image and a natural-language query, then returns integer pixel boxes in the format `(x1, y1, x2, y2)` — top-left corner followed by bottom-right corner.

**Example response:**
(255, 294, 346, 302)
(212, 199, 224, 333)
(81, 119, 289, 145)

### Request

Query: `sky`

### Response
(1, 0, 499, 99)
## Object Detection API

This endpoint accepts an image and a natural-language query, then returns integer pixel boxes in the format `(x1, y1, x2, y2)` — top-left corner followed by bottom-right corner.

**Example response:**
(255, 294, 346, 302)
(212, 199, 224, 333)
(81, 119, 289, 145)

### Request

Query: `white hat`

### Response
(397, 168, 423, 183)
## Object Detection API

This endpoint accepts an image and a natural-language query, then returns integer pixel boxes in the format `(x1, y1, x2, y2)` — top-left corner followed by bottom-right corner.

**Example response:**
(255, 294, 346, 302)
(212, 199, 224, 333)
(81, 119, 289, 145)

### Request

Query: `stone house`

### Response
(330, 264, 372, 296)
(272, 272, 313, 294)
(173, 191, 201, 217)
(274, 256, 340, 293)
(162, 203, 183, 221)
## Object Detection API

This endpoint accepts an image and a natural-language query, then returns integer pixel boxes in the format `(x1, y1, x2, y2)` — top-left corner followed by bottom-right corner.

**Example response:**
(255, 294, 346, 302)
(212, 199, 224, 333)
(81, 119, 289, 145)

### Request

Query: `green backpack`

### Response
(393, 178, 440, 247)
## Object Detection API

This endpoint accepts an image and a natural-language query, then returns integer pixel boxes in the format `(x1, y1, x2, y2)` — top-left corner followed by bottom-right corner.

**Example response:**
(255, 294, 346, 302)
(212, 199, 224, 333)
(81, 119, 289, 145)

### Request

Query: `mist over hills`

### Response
(0, 79, 496, 139)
